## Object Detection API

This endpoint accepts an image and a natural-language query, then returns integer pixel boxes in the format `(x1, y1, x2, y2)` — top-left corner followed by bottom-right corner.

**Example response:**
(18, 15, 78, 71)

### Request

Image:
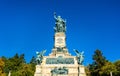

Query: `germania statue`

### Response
(54, 12, 66, 32)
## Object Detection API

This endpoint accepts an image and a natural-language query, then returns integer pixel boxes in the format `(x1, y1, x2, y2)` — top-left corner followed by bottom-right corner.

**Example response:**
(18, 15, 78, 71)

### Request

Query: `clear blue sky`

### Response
(0, 0, 120, 65)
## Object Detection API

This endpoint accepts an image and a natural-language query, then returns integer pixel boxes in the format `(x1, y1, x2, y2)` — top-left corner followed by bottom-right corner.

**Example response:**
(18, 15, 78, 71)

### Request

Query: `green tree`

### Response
(3, 53, 26, 75)
(114, 60, 120, 75)
(3, 53, 36, 76)
(0, 58, 6, 76)
(89, 49, 108, 76)
(99, 62, 117, 76)
(30, 56, 36, 64)
(19, 54, 25, 64)
(11, 64, 34, 76)
(30, 56, 36, 71)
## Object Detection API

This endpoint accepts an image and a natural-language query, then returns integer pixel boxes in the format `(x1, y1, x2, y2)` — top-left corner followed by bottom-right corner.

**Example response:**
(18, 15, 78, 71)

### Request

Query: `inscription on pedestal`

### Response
(46, 56, 74, 64)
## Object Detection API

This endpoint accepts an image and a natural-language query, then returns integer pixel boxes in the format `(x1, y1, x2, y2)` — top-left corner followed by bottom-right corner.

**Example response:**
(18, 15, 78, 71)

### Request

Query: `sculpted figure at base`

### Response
(54, 12, 66, 32)
(74, 49, 84, 65)
(36, 50, 46, 65)
(51, 67, 68, 75)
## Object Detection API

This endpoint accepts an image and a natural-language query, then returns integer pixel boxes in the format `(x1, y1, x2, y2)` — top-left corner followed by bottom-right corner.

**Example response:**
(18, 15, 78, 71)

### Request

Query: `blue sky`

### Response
(0, 0, 120, 65)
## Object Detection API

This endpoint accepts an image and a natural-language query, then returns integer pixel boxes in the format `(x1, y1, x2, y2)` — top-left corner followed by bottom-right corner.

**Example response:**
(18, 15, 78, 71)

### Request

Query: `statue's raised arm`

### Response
(54, 12, 57, 20)
(74, 49, 80, 56)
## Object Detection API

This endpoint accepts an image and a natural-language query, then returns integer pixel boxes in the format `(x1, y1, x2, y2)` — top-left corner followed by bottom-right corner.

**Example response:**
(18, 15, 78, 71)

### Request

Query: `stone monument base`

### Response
(34, 64, 86, 76)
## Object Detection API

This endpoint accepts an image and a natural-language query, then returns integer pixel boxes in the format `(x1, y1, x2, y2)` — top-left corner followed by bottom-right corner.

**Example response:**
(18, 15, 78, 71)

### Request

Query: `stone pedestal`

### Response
(78, 65, 86, 76)
(34, 56, 86, 76)
(34, 65, 42, 76)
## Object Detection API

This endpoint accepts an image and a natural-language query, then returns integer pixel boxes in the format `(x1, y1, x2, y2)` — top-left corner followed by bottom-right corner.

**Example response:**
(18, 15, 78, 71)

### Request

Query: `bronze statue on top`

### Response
(54, 12, 66, 32)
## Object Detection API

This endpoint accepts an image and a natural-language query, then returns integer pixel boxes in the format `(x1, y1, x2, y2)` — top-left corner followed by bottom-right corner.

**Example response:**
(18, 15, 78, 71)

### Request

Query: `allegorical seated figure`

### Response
(51, 67, 68, 75)
(54, 12, 66, 32)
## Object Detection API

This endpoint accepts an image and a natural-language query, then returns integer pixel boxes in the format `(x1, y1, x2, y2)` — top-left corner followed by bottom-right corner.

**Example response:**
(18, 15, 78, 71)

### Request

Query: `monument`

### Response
(34, 13, 86, 76)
